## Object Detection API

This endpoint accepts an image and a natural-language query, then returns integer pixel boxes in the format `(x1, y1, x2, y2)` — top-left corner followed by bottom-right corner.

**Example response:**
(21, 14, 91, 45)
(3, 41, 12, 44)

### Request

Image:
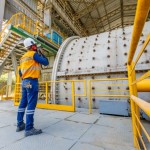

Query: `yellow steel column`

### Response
(128, 63, 138, 147)
(128, 0, 150, 64)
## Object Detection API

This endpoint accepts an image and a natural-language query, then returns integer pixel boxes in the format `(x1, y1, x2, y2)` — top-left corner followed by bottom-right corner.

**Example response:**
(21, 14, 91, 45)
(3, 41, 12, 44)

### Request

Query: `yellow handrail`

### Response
(127, 0, 150, 149)
(89, 78, 129, 113)
(128, 0, 150, 64)
(130, 33, 150, 74)
(0, 13, 40, 41)
(14, 68, 87, 112)
(0, 85, 6, 96)
(131, 95, 150, 117)
(0, 85, 14, 100)
(0, 12, 65, 48)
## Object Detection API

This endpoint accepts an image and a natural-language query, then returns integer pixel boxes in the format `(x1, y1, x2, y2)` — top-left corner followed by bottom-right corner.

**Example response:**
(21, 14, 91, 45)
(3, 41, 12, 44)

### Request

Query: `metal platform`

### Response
(0, 101, 135, 150)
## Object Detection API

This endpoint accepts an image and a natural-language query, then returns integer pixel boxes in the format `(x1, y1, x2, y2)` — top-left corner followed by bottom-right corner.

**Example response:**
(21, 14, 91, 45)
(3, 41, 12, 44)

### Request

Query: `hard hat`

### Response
(24, 38, 36, 48)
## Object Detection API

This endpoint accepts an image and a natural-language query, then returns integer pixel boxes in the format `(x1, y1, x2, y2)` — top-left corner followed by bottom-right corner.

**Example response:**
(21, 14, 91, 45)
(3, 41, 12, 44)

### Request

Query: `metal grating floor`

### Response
(0, 101, 135, 150)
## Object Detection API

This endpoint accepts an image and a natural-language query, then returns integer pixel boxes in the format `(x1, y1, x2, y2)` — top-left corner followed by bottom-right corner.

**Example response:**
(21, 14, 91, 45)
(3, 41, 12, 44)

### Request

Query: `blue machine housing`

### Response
(99, 100, 129, 116)
(46, 31, 62, 45)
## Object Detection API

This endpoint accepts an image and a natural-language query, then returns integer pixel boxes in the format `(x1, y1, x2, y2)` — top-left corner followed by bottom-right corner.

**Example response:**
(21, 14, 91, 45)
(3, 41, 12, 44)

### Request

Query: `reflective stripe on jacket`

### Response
(20, 51, 40, 79)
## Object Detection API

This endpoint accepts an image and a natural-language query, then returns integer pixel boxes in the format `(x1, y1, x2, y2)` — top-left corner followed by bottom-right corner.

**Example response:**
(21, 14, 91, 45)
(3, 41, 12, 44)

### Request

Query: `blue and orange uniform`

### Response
(17, 50, 49, 131)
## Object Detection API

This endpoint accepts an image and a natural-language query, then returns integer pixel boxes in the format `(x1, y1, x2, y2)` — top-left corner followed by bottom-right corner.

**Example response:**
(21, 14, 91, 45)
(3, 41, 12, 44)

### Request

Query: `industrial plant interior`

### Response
(0, 0, 150, 149)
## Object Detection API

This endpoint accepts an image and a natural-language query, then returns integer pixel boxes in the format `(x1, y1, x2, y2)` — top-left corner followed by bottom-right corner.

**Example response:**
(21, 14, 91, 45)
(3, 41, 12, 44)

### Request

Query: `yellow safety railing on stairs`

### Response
(0, 13, 39, 42)
(0, 12, 61, 48)
(0, 85, 14, 100)
(127, 0, 150, 149)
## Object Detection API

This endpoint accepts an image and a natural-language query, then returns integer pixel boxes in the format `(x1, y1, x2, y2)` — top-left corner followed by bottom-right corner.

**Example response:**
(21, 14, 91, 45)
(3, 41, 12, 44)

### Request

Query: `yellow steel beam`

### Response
(130, 33, 150, 74)
(131, 95, 150, 117)
(14, 103, 75, 112)
(37, 103, 75, 112)
(91, 94, 129, 98)
(39, 80, 86, 83)
(137, 79, 150, 92)
(128, 0, 150, 64)
(91, 78, 128, 82)
(91, 84, 128, 86)
(94, 89, 129, 92)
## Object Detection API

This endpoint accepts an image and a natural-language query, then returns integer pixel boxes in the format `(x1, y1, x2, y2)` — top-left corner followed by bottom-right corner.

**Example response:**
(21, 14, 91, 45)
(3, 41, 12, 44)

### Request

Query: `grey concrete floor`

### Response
(0, 100, 136, 150)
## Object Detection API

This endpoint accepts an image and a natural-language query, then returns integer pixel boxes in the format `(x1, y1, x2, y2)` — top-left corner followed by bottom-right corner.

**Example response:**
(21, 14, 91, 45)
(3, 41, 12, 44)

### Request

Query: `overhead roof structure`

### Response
(5, 0, 150, 37)
(45, 0, 150, 36)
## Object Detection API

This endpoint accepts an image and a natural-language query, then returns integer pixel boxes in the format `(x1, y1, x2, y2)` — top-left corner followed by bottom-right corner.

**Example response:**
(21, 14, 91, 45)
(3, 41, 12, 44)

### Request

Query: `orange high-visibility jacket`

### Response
(20, 51, 40, 79)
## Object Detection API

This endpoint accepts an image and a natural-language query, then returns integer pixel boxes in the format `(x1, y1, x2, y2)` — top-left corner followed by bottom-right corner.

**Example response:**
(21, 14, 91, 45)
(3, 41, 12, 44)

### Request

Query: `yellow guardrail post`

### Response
(84, 80, 87, 97)
(127, 62, 139, 148)
(15, 14, 17, 26)
(132, 62, 141, 137)
(14, 67, 21, 104)
(35, 21, 39, 35)
(71, 81, 75, 112)
(22, 14, 25, 30)
(45, 82, 48, 104)
(29, 19, 31, 34)
(88, 80, 92, 114)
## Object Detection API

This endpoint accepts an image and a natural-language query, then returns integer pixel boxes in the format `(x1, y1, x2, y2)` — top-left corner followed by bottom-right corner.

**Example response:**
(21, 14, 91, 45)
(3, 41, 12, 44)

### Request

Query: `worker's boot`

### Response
(16, 122, 25, 132)
(25, 128, 42, 137)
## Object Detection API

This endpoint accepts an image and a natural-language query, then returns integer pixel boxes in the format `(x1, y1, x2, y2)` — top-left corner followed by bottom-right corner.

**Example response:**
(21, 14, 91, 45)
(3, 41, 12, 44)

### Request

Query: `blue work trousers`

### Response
(17, 78, 38, 131)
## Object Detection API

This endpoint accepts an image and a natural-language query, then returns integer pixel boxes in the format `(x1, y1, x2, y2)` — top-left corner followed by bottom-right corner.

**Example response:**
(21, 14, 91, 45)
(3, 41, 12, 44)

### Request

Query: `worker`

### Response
(16, 38, 49, 137)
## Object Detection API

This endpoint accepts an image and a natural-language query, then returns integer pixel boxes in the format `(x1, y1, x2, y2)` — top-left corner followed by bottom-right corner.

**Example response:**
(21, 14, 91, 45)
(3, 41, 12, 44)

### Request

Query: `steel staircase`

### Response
(0, 31, 22, 75)
(0, 13, 59, 76)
